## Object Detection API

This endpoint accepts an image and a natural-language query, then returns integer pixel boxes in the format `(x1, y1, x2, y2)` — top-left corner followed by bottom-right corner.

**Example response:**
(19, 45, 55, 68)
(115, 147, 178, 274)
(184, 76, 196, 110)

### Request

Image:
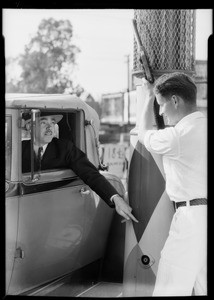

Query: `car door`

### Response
(8, 172, 93, 295)
(7, 108, 98, 294)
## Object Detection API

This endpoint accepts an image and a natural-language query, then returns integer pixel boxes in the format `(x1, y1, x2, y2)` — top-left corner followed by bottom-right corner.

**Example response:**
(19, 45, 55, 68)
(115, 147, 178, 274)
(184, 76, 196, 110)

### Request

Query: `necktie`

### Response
(37, 146, 43, 170)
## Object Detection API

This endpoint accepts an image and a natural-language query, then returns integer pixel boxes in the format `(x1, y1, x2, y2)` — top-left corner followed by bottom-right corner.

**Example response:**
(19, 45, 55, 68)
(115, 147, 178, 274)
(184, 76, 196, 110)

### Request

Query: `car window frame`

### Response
(21, 108, 86, 184)
(6, 115, 12, 181)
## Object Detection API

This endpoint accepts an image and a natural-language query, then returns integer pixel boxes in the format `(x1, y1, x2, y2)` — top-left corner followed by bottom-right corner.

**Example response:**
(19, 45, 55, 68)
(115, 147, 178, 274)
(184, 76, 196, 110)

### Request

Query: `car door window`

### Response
(21, 109, 86, 182)
(6, 115, 12, 181)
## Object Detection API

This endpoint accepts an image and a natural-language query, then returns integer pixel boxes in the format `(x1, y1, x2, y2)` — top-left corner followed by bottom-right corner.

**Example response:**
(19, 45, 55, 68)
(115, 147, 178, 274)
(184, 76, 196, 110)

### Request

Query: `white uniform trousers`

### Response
(153, 205, 207, 296)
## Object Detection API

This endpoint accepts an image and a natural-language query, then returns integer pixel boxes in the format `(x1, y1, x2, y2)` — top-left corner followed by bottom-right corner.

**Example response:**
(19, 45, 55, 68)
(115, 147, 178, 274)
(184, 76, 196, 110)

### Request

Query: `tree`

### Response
(5, 57, 23, 92)
(6, 18, 84, 94)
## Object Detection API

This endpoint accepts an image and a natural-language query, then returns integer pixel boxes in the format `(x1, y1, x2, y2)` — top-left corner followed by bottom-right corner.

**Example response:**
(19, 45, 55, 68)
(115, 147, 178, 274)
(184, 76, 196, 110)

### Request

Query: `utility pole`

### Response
(125, 54, 130, 125)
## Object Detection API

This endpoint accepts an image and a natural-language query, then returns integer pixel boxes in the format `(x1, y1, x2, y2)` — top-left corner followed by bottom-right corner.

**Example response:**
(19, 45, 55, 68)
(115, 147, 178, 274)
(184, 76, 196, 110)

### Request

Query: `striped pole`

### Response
(123, 9, 195, 296)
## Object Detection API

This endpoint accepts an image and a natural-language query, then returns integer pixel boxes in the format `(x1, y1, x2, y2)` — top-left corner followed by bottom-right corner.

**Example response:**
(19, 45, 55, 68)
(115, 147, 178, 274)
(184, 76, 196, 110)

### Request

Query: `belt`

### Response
(173, 198, 207, 210)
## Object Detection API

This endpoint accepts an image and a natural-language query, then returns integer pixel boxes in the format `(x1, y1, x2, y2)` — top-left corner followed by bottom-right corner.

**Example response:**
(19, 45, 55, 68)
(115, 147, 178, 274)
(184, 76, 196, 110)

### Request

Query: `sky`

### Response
(2, 9, 213, 99)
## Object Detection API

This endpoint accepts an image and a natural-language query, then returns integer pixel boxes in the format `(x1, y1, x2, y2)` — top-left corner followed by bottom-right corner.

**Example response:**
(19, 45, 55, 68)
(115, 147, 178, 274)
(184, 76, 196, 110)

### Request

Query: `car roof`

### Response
(5, 93, 99, 121)
(6, 93, 86, 109)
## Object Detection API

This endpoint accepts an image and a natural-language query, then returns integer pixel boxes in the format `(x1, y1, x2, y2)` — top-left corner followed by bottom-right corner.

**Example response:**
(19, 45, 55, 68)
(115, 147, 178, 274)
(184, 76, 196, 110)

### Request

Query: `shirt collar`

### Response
(34, 143, 48, 155)
(42, 144, 48, 152)
(175, 111, 205, 130)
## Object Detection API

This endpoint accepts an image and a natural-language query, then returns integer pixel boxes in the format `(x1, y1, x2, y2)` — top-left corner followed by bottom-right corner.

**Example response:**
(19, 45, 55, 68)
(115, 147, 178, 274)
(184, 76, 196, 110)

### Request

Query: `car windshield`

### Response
(5, 116, 12, 181)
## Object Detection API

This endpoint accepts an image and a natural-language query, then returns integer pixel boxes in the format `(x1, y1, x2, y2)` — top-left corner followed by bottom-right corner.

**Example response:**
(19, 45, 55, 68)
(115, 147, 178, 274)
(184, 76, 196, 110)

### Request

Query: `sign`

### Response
(99, 143, 128, 179)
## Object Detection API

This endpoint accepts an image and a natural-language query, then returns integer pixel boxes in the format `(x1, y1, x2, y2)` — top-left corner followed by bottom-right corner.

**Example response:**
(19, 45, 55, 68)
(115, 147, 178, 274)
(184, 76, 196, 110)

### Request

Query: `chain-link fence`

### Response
(133, 9, 196, 78)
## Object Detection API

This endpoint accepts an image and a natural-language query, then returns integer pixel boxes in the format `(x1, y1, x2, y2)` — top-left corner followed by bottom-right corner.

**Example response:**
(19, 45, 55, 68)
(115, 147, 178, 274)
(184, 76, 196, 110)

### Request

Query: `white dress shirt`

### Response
(143, 111, 207, 202)
(34, 144, 48, 158)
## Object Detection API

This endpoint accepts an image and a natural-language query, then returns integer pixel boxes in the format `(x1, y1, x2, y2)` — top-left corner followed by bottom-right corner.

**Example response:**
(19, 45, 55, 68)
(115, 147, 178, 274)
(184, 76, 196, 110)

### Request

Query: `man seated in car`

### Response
(22, 112, 138, 223)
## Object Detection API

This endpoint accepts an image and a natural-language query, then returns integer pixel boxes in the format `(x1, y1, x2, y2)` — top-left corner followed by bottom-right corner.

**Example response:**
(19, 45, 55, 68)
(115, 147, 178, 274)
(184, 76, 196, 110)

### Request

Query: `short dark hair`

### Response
(154, 72, 197, 104)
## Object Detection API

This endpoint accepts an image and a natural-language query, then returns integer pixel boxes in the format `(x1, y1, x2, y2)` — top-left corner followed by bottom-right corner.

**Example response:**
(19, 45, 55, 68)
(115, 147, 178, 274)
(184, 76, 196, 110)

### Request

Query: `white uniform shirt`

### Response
(144, 111, 207, 202)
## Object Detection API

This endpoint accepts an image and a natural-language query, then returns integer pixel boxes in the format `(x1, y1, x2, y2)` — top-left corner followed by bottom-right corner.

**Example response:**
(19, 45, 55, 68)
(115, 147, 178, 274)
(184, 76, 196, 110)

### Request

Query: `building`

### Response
(80, 91, 102, 118)
(100, 60, 208, 125)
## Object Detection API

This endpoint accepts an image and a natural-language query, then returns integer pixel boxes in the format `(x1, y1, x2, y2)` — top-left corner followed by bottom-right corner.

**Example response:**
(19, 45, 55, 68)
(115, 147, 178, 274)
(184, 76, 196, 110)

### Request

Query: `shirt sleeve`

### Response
(143, 127, 179, 158)
(64, 140, 118, 207)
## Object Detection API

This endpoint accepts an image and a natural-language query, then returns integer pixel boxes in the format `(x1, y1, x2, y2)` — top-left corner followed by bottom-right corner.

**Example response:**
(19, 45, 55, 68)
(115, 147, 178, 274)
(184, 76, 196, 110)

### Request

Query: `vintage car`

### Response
(5, 93, 125, 295)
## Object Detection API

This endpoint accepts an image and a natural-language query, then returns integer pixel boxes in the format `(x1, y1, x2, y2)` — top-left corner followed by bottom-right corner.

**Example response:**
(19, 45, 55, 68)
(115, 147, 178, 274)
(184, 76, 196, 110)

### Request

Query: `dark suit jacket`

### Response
(22, 138, 118, 207)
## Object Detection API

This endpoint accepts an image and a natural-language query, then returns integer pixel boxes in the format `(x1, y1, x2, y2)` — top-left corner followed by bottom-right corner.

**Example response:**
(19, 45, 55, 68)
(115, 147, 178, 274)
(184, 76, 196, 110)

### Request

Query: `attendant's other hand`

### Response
(112, 194, 138, 223)
(141, 77, 155, 100)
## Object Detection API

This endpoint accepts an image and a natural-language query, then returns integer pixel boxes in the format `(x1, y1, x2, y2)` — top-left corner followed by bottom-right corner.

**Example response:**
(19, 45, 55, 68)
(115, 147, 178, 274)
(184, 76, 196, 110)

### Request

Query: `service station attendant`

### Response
(138, 73, 207, 296)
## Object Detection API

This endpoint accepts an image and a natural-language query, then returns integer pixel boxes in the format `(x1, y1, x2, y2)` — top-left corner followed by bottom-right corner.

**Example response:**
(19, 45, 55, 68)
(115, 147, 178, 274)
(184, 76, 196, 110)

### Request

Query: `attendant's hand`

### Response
(112, 194, 138, 223)
(138, 78, 156, 143)
(141, 77, 155, 101)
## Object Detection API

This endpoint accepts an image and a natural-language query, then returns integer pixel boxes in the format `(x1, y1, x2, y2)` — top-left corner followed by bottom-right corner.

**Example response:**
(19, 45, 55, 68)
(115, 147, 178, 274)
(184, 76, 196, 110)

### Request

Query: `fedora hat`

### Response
(22, 112, 63, 125)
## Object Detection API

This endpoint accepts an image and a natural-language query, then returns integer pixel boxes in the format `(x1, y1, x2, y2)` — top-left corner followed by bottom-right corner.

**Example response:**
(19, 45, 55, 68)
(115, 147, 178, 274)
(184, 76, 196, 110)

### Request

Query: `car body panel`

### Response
(5, 94, 125, 295)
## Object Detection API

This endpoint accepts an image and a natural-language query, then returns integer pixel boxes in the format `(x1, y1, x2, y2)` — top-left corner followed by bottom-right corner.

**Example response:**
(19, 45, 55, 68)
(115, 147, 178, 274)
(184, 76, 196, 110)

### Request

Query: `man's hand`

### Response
(112, 195, 138, 223)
